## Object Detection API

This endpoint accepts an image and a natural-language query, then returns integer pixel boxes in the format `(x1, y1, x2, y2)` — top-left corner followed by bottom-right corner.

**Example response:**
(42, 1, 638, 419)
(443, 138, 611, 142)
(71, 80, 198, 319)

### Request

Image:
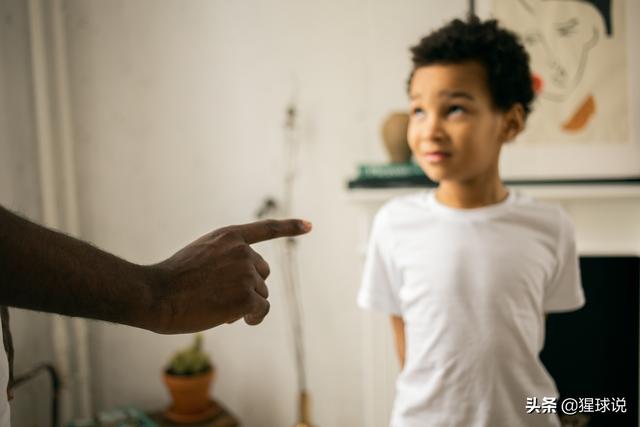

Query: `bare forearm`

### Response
(0, 205, 312, 334)
(0, 205, 155, 329)
(391, 315, 406, 368)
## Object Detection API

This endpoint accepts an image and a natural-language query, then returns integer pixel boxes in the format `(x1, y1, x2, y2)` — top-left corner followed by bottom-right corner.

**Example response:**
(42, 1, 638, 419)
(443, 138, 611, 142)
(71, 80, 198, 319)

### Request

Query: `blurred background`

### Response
(2, 1, 640, 426)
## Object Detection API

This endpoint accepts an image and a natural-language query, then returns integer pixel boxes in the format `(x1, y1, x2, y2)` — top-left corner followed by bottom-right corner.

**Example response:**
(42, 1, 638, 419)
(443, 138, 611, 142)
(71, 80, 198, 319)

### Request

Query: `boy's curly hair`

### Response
(408, 15, 535, 117)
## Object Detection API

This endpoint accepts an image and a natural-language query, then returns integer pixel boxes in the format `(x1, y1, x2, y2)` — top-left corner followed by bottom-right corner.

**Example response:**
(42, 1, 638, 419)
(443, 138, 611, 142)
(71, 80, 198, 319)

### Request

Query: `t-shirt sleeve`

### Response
(357, 208, 402, 316)
(543, 209, 586, 313)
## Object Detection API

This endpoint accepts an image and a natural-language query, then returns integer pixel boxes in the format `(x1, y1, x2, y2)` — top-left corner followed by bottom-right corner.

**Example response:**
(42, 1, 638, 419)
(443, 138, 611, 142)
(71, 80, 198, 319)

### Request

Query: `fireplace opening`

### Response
(541, 256, 639, 427)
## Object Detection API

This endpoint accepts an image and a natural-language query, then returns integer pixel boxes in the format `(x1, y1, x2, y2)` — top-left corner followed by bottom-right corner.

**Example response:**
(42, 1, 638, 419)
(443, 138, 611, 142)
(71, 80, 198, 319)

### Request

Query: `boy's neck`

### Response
(435, 177, 509, 209)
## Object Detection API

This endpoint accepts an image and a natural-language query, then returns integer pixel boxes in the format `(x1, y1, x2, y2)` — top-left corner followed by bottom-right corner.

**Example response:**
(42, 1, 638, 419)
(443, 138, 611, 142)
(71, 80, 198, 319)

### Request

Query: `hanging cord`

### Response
(280, 103, 308, 394)
(254, 102, 311, 423)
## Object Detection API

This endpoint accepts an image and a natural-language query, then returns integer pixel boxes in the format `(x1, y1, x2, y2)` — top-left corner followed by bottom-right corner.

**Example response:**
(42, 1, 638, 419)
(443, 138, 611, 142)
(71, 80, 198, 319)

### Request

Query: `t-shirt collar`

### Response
(424, 188, 516, 220)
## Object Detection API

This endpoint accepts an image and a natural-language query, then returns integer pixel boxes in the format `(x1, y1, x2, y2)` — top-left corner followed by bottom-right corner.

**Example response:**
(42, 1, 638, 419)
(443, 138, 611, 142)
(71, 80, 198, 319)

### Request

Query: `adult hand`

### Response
(149, 219, 311, 334)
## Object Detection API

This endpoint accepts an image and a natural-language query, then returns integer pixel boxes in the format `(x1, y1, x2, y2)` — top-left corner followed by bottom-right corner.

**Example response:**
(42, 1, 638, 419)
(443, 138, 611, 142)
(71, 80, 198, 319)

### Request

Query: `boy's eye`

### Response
(411, 107, 425, 119)
(446, 105, 466, 117)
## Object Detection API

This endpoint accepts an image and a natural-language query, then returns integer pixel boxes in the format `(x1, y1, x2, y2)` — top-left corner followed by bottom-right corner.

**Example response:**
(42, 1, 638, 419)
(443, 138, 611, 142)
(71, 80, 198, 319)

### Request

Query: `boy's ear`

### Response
(501, 104, 525, 143)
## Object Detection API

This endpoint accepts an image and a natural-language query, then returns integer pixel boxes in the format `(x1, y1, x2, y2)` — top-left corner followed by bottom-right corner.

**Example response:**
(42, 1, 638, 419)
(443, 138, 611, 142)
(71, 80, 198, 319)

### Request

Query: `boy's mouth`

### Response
(423, 151, 452, 163)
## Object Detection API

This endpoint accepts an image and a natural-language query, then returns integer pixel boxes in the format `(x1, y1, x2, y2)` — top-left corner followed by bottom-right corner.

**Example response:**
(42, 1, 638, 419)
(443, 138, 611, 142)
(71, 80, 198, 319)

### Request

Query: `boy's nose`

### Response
(418, 116, 445, 142)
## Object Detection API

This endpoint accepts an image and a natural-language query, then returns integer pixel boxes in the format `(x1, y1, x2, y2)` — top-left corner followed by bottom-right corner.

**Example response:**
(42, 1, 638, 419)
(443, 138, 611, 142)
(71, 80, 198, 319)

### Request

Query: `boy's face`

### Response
(408, 62, 514, 184)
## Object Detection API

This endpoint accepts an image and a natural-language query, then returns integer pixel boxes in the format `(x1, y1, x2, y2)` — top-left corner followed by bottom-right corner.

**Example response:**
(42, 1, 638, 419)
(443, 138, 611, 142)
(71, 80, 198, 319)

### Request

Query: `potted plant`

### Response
(163, 333, 217, 422)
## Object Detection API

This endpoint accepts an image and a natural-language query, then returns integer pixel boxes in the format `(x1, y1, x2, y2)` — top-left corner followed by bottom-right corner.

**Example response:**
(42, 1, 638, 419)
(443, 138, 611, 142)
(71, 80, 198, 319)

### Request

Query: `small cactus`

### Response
(166, 333, 212, 376)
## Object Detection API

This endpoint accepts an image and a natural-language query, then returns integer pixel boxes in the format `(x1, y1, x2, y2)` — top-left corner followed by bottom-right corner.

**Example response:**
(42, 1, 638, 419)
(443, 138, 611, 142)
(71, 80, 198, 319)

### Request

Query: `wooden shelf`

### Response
(346, 184, 640, 203)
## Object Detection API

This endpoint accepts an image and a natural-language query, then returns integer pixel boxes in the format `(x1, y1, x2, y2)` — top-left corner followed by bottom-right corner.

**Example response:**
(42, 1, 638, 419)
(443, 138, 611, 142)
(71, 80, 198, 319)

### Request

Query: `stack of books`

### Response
(349, 163, 640, 189)
(348, 162, 436, 189)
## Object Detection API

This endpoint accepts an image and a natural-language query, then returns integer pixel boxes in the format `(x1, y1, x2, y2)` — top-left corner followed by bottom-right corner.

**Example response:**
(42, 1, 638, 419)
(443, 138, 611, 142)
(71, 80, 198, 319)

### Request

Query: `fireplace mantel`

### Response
(346, 183, 640, 203)
(347, 184, 640, 257)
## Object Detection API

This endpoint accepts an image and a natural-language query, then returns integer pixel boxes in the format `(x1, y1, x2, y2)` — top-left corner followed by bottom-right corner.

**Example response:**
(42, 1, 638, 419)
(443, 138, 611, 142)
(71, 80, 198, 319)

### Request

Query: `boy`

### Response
(358, 16, 585, 427)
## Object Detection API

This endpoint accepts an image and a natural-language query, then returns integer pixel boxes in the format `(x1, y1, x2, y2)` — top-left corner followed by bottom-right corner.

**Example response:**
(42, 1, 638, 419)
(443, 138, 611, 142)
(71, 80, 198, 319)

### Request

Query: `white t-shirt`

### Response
(0, 325, 10, 426)
(358, 189, 585, 427)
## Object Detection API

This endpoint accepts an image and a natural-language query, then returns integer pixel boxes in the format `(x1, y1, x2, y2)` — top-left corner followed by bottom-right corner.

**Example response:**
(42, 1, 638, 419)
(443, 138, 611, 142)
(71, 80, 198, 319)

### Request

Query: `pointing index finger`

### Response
(236, 219, 312, 244)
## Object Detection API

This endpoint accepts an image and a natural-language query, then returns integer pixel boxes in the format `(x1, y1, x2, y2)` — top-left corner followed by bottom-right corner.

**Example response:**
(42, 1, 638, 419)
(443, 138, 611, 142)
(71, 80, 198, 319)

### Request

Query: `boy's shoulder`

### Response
(510, 191, 571, 222)
(376, 191, 430, 221)
(504, 191, 575, 242)
(370, 192, 431, 235)
(380, 191, 427, 212)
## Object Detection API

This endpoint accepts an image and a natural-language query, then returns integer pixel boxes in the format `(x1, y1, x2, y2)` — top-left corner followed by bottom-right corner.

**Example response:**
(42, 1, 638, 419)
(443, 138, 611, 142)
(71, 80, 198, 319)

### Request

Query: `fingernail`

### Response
(301, 220, 312, 231)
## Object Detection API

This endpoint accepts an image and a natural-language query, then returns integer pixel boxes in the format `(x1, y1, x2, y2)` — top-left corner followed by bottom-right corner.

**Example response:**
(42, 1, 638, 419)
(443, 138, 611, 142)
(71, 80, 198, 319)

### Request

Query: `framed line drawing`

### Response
(474, 0, 640, 181)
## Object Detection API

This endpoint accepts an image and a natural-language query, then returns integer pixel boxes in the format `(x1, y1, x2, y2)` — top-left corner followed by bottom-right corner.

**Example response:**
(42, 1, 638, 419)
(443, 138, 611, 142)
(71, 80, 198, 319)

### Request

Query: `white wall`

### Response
(0, 0, 56, 425)
(61, 0, 466, 426)
(4, 1, 638, 425)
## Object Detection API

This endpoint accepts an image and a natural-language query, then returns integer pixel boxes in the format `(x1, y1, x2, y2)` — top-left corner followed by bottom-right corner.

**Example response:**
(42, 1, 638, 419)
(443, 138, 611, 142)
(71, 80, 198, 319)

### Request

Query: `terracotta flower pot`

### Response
(163, 368, 214, 415)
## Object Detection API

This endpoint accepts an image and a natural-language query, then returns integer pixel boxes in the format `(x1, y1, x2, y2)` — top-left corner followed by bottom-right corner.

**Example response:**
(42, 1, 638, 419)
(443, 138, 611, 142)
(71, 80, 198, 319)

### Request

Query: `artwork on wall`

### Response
(475, 0, 640, 181)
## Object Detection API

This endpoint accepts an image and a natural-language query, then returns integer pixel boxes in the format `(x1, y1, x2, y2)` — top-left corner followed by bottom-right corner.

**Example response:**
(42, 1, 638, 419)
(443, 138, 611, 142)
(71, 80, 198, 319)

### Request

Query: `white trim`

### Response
(28, 0, 59, 228)
(27, 0, 92, 418)
(51, 0, 93, 415)
(345, 184, 640, 204)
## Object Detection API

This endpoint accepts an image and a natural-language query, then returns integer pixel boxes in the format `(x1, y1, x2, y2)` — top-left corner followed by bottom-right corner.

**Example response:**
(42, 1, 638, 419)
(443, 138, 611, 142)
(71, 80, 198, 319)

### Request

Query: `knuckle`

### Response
(213, 226, 232, 238)
(257, 281, 269, 298)
(263, 300, 271, 316)
(262, 262, 271, 277)
(217, 228, 240, 243)
(247, 301, 269, 325)
(228, 266, 254, 287)
(240, 286, 255, 304)
(243, 271, 257, 285)
(264, 219, 280, 238)
(232, 244, 252, 259)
